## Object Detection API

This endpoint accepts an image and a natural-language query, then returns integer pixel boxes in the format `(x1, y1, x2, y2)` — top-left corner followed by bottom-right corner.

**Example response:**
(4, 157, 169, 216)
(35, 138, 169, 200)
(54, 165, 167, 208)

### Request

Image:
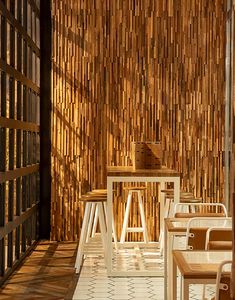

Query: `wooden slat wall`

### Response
(51, 0, 226, 241)
(231, 2, 235, 296)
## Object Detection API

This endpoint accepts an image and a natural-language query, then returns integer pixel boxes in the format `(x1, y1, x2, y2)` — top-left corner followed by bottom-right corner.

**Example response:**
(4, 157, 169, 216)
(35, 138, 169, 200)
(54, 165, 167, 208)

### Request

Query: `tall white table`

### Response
(106, 166, 180, 276)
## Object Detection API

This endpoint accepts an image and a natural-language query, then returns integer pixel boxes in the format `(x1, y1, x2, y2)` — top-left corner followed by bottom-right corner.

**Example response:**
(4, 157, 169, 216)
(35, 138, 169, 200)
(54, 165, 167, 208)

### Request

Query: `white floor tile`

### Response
(73, 250, 216, 300)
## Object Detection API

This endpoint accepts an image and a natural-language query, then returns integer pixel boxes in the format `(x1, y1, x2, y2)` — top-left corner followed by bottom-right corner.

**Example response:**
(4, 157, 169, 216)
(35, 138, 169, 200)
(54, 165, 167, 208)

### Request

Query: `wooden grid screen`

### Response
(0, 0, 40, 285)
(51, 0, 226, 241)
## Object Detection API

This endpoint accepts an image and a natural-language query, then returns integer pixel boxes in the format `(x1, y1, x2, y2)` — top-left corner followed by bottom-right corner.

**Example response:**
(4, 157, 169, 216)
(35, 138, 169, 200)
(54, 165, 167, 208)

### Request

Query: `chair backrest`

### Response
(215, 260, 232, 300)
(185, 217, 232, 250)
(174, 203, 228, 218)
(205, 228, 233, 250)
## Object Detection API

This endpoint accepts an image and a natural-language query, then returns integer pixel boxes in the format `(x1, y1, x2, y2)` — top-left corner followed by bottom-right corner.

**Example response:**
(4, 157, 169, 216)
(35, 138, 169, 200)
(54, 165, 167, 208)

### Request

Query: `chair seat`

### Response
(207, 241, 233, 250)
(175, 212, 226, 218)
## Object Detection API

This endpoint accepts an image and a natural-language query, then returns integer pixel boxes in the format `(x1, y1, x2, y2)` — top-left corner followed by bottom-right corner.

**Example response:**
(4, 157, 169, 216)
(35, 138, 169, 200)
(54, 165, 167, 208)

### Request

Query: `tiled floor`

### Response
(112, 244, 164, 273)
(73, 249, 216, 300)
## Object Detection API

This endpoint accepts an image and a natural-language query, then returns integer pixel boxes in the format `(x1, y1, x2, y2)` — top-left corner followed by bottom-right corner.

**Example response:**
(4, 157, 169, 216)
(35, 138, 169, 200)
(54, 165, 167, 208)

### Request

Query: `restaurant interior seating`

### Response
(0, 1, 235, 299)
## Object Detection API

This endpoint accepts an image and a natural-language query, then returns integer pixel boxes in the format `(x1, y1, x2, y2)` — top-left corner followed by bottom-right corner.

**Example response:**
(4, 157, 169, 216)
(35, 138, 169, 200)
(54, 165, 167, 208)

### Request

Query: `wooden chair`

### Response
(159, 189, 202, 253)
(215, 261, 232, 300)
(120, 186, 149, 243)
(185, 217, 231, 250)
(174, 203, 227, 219)
(185, 218, 232, 299)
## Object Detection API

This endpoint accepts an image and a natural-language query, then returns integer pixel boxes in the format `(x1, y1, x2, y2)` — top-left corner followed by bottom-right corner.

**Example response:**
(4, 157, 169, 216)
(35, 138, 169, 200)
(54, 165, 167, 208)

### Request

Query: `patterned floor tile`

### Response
(73, 246, 216, 300)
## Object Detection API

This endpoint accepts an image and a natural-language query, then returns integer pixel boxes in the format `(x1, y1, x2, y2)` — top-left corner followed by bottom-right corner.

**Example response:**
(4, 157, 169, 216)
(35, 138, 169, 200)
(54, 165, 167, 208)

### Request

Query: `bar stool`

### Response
(87, 190, 118, 249)
(120, 186, 149, 243)
(75, 192, 108, 273)
(161, 189, 202, 217)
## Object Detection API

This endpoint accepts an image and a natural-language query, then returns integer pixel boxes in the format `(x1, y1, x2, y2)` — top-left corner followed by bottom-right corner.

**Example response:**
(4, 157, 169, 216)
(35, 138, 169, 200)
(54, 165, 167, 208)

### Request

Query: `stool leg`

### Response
(75, 202, 92, 273)
(86, 203, 96, 242)
(97, 202, 108, 265)
(137, 190, 149, 243)
(91, 205, 99, 237)
(120, 191, 132, 243)
(104, 203, 118, 250)
(189, 205, 196, 214)
(112, 212, 118, 250)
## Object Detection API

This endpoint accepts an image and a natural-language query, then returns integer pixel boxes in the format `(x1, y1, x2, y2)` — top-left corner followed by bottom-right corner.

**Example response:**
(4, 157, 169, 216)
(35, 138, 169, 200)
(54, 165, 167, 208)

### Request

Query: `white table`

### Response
(106, 166, 180, 276)
(164, 217, 232, 300)
(172, 250, 232, 300)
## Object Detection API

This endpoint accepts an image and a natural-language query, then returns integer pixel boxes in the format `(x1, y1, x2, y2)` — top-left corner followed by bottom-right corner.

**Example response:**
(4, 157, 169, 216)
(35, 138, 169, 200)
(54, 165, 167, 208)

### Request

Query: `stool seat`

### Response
(180, 198, 202, 203)
(161, 188, 174, 193)
(123, 186, 147, 191)
(79, 195, 107, 202)
(90, 189, 107, 194)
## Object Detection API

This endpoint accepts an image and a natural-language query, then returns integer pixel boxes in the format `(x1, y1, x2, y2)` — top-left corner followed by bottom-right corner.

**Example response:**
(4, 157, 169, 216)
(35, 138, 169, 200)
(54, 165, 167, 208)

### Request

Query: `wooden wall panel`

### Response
(51, 0, 226, 241)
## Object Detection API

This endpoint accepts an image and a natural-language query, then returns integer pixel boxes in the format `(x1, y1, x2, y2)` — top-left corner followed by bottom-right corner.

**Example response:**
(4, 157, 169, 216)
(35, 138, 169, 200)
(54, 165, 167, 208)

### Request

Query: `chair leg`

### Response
(137, 190, 149, 243)
(120, 191, 132, 243)
(86, 203, 96, 242)
(75, 202, 92, 273)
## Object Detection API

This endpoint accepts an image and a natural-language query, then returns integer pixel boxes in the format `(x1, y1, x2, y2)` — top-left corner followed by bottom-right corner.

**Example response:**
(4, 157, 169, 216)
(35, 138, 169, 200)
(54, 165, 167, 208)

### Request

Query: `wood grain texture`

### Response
(0, 241, 78, 299)
(51, 0, 226, 241)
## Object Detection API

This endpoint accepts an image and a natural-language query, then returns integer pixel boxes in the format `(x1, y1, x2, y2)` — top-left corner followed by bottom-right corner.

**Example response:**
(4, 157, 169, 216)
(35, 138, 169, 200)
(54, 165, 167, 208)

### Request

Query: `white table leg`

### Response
(159, 181, 165, 235)
(168, 232, 174, 300)
(174, 177, 180, 204)
(107, 177, 113, 275)
(182, 278, 189, 300)
(164, 221, 168, 300)
(172, 255, 177, 300)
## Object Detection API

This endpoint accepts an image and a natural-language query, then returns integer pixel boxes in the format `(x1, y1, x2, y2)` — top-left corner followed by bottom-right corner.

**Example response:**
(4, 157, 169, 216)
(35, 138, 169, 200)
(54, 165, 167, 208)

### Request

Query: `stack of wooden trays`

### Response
(132, 141, 162, 169)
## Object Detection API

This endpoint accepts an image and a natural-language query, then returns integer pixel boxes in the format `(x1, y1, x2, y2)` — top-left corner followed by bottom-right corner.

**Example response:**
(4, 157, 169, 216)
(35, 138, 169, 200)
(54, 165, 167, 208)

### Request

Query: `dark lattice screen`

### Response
(0, 0, 40, 285)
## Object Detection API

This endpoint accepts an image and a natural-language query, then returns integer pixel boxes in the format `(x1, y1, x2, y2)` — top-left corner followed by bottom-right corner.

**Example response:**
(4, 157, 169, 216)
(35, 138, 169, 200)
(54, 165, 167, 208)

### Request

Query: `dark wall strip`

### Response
(39, 0, 51, 239)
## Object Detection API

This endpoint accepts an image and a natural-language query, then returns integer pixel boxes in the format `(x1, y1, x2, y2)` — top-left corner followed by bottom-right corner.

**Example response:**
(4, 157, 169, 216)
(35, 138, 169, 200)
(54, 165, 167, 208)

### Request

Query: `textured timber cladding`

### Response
(51, 0, 226, 241)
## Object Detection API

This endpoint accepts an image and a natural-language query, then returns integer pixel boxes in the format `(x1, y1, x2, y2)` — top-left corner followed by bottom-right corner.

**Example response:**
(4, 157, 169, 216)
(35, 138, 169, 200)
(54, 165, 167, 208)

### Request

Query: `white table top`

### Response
(107, 166, 180, 177)
(165, 217, 232, 232)
(173, 250, 232, 278)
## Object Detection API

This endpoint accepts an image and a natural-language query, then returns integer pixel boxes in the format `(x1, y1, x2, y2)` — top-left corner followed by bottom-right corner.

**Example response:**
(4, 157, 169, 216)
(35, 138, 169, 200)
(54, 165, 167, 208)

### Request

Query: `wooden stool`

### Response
(87, 190, 118, 249)
(161, 189, 202, 217)
(120, 186, 149, 243)
(75, 193, 108, 273)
